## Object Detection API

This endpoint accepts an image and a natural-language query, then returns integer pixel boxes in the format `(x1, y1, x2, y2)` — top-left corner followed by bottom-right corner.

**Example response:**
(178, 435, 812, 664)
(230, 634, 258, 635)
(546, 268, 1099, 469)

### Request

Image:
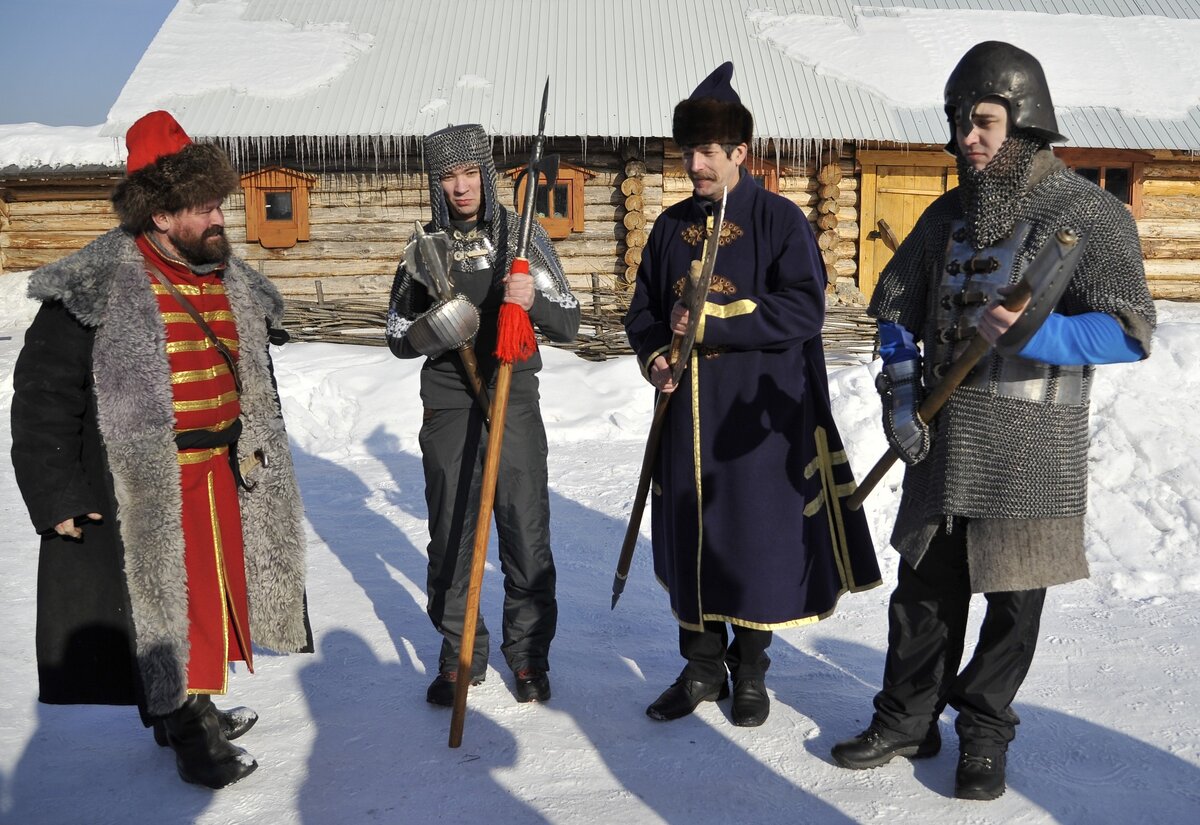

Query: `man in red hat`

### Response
(624, 64, 880, 728)
(11, 110, 311, 789)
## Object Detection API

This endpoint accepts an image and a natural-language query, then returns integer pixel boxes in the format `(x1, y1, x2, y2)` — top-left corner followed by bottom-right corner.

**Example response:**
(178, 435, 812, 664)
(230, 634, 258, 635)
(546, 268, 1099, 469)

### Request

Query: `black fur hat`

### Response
(110, 111, 239, 232)
(672, 62, 753, 148)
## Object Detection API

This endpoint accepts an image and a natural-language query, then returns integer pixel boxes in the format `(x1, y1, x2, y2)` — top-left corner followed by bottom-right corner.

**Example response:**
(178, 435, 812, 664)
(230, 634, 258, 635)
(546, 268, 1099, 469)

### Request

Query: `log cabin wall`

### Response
(660, 142, 861, 302)
(1137, 152, 1200, 301)
(0, 177, 121, 273)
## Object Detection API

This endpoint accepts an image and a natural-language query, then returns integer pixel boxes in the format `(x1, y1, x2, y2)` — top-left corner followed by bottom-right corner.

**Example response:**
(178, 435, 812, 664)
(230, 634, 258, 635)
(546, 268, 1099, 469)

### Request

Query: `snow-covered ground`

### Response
(1, 273, 1197, 824)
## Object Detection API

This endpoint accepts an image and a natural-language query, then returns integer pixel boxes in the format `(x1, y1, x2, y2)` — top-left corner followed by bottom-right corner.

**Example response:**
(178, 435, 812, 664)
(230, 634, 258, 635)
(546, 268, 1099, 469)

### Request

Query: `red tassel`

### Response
(496, 258, 537, 364)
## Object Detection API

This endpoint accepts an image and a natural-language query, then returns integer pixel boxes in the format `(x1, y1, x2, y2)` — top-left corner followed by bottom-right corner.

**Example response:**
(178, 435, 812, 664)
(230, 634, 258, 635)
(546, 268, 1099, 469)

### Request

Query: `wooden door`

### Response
(858, 150, 958, 299)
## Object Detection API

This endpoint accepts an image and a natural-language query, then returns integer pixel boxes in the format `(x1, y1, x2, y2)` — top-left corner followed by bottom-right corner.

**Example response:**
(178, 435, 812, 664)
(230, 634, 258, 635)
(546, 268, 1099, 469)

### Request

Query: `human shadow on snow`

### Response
(352, 426, 858, 825)
(2, 700, 211, 825)
(775, 635, 1200, 820)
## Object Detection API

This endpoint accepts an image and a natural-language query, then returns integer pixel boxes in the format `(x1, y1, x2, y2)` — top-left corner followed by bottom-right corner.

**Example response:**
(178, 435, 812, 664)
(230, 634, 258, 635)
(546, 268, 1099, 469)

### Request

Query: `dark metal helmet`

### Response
(944, 41, 1067, 154)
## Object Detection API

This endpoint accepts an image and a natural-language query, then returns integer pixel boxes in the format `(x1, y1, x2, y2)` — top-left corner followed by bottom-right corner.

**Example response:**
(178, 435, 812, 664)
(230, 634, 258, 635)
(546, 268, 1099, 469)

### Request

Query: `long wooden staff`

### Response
(847, 228, 1082, 511)
(450, 79, 556, 748)
(610, 188, 727, 610)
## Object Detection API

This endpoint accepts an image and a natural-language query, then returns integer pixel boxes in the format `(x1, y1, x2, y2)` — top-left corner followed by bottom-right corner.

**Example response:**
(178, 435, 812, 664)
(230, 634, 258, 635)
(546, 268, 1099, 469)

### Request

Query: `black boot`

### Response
(646, 677, 730, 721)
(830, 722, 941, 769)
(160, 695, 257, 789)
(154, 705, 258, 746)
(955, 749, 1006, 800)
(730, 678, 770, 727)
(514, 669, 551, 703)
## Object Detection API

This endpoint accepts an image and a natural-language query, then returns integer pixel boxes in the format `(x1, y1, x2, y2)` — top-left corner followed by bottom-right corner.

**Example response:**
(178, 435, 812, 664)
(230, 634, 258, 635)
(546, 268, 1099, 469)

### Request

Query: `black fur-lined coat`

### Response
(10, 228, 310, 717)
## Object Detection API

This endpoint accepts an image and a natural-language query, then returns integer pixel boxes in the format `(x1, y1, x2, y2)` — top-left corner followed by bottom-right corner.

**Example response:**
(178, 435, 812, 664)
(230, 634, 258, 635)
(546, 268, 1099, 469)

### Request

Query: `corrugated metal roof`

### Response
(102, 0, 1200, 150)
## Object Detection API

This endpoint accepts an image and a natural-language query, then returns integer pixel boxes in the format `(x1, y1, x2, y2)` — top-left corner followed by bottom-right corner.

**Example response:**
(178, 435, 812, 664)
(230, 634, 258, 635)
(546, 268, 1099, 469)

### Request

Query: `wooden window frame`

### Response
(508, 162, 593, 239)
(240, 166, 316, 249)
(745, 155, 780, 193)
(1054, 148, 1149, 218)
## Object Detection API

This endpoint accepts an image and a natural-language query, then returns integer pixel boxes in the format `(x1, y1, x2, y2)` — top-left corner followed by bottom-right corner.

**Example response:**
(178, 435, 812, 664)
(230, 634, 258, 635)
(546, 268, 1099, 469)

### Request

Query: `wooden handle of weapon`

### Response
(846, 280, 1034, 511)
(449, 363, 513, 748)
(456, 345, 492, 426)
(613, 391, 672, 607)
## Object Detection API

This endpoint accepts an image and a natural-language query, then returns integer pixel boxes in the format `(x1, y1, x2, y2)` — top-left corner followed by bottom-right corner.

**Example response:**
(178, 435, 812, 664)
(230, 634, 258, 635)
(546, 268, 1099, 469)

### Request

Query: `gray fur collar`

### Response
(28, 228, 285, 329)
(30, 228, 307, 715)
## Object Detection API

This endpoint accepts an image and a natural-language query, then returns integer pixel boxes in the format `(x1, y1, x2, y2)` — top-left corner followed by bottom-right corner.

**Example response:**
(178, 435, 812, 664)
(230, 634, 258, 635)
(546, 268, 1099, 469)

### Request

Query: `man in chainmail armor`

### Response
(830, 42, 1155, 801)
(386, 124, 579, 706)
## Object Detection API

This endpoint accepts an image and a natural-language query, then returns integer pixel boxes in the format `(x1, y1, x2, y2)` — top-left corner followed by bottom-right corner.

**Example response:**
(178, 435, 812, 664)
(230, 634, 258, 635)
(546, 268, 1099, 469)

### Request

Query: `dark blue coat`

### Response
(625, 172, 880, 629)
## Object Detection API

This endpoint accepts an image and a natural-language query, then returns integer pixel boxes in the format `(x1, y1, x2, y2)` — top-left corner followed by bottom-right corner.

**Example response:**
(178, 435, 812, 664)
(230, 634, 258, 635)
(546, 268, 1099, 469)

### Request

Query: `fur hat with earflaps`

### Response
(672, 62, 754, 148)
(110, 110, 239, 232)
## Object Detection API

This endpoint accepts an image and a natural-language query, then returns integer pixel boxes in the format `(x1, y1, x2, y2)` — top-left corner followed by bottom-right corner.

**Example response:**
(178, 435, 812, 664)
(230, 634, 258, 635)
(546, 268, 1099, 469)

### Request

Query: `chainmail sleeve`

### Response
(1054, 179, 1156, 355)
(523, 222, 580, 344)
(385, 238, 433, 360)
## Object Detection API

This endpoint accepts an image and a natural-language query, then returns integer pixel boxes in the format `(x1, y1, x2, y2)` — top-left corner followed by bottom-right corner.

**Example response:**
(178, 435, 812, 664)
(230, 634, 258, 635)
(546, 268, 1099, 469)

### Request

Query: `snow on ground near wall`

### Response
(0, 270, 1197, 823)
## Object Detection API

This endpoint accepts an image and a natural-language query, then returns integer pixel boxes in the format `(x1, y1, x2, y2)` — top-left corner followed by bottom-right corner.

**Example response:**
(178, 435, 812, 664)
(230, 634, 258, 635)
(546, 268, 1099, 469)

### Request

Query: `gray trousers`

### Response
(420, 403, 557, 678)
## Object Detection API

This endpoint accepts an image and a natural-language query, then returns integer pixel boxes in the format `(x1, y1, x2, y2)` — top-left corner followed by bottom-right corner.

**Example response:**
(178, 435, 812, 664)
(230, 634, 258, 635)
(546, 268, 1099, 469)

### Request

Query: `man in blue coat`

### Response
(624, 63, 880, 727)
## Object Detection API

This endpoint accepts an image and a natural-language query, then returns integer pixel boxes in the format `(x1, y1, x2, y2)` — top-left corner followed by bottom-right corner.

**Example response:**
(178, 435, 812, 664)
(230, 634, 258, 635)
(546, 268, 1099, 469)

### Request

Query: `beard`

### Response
(170, 226, 231, 266)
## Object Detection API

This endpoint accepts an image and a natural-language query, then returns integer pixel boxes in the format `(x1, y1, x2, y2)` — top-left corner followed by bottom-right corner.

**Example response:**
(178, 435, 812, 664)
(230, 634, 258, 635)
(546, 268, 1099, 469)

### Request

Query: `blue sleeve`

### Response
(1018, 312, 1145, 366)
(878, 320, 918, 364)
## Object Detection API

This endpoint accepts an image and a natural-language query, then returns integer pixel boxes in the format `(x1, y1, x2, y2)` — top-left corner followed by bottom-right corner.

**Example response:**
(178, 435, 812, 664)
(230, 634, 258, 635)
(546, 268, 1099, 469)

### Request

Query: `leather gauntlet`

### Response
(876, 359, 930, 465)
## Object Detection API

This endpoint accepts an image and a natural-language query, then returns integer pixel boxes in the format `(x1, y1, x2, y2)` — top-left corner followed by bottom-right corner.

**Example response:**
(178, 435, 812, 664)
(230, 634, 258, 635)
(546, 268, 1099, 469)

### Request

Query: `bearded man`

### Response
(11, 110, 310, 789)
(830, 42, 1155, 801)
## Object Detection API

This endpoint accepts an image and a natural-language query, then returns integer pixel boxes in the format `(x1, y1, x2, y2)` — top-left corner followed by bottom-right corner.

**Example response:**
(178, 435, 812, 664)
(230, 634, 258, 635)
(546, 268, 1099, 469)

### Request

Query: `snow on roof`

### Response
(0, 123, 124, 171)
(5, 0, 1200, 171)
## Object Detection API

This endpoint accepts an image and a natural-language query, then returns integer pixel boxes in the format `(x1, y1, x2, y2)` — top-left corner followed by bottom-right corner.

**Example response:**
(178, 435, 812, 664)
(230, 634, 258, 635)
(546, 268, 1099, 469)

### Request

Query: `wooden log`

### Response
(622, 211, 646, 230)
(1147, 281, 1200, 299)
(624, 228, 648, 249)
(817, 164, 843, 185)
(624, 194, 644, 213)
(6, 199, 114, 216)
(623, 265, 639, 284)
(1142, 179, 1200, 197)
(1141, 163, 1200, 179)
(817, 199, 838, 216)
(817, 230, 837, 251)
(817, 213, 839, 232)
(835, 221, 860, 240)
(1137, 218, 1200, 240)
(620, 177, 644, 196)
(256, 259, 397, 278)
(1139, 238, 1200, 260)
(7, 214, 120, 232)
(1141, 196, 1200, 221)
(625, 159, 647, 178)
(624, 247, 643, 267)
(821, 248, 838, 267)
(1142, 259, 1200, 279)
(818, 184, 840, 200)
(833, 258, 857, 277)
(0, 231, 110, 250)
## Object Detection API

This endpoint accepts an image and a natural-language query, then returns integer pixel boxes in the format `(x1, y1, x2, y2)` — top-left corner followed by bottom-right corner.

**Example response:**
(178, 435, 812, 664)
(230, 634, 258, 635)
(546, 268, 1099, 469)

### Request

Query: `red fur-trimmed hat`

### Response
(672, 62, 754, 148)
(111, 111, 239, 232)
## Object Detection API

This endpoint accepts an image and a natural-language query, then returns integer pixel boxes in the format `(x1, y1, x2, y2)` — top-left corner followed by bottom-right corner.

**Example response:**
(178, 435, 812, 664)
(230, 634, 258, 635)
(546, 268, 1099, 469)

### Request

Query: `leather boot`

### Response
(160, 695, 257, 789)
(154, 705, 258, 747)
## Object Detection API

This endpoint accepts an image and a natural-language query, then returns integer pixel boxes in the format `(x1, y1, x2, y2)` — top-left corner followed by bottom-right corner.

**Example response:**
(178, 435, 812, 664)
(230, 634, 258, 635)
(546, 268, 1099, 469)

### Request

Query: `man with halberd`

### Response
(10, 111, 311, 789)
(386, 123, 580, 706)
(829, 42, 1155, 801)
(623, 63, 881, 728)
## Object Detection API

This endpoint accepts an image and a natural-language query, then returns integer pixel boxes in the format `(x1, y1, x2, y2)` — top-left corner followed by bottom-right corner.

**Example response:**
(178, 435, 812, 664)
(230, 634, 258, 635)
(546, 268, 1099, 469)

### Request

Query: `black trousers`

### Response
(680, 621, 772, 684)
(872, 521, 1046, 753)
(420, 404, 557, 679)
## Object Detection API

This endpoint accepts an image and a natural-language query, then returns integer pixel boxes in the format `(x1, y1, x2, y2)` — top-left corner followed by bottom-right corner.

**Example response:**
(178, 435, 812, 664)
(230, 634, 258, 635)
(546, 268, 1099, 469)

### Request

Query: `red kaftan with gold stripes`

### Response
(138, 234, 253, 695)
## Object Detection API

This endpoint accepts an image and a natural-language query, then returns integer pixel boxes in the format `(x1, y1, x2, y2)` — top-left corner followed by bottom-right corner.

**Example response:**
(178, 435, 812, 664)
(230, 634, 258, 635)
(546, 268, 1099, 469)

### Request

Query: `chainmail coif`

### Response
(956, 133, 1045, 250)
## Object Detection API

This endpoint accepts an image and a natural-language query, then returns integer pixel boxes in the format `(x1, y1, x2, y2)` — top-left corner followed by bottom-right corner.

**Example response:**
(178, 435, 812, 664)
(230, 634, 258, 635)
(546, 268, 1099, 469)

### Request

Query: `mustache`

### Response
(203, 226, 225, 239)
